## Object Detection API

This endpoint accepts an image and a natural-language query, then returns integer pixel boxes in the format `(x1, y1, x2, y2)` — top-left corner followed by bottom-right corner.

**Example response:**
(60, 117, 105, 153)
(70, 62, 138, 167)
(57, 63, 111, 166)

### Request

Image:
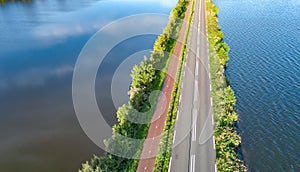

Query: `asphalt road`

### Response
(169, 0, 216, 171)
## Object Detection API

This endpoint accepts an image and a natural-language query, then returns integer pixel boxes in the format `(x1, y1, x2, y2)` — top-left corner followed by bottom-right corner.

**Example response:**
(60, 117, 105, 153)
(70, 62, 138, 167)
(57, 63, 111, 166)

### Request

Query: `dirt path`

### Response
(136, 1, 192, 171)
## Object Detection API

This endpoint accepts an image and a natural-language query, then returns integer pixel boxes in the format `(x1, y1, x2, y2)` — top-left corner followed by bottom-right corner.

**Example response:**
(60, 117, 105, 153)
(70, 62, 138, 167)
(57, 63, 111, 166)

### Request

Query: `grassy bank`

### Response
(206, 0, 247, 171)
(79, 0, 190, 171)
(153, 1, 194, 171)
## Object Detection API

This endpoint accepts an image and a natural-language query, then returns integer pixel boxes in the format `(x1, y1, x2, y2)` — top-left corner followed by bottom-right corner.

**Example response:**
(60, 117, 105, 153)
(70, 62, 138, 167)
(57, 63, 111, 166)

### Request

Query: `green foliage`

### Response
(130, 62, 155, 92)
(206, 0, 247, 171)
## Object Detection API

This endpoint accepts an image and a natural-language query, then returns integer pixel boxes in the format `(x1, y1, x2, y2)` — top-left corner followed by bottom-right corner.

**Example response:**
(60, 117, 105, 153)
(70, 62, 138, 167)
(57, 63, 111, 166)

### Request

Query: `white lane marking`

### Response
(190, 154, 196, 172)
(199, 0, 202, 25)
(210, 83, 212, 91)
(192, 109, 197, 141)
(209, 73, 211, 79)
(179, 94, 182, 102)
(173, 130, 177, 144)
(210, 97, 213, 106)
(212, 113, 214, 125)
(195, 61, 199, 76)
(168, 157, 173, 172)
(192, 155, 196, 172)
(193, 81, 198, 102)
(215, 164, 218, 172)
(213, 136, 216, 150)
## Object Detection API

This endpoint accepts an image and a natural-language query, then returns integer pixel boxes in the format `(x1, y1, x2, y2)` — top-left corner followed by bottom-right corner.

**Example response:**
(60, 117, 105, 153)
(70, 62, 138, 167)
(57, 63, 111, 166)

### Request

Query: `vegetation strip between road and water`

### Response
(206, 0, 247, 171)
(79, 0, 191, 171)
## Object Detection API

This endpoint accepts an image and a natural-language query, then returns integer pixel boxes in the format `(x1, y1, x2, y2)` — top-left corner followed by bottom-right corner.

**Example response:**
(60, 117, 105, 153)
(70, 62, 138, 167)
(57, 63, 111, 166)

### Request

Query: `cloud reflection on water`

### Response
(31, 0, 175, 45)
(0, 65, 73, 91)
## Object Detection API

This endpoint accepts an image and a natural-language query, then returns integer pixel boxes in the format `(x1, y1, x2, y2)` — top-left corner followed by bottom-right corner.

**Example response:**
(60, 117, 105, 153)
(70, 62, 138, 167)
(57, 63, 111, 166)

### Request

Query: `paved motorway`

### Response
(169, 0, 216, 171)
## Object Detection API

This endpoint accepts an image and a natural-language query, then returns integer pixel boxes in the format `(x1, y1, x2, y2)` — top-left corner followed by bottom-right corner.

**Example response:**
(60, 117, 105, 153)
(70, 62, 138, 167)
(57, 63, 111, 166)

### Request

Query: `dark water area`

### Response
(215, 0, 300, 171)
(0, 0, 176, 171)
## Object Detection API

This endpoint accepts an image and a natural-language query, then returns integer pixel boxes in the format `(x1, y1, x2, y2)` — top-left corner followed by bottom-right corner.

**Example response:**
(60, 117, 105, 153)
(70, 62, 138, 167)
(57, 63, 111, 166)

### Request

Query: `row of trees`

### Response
(206, 0, 247, 171)
(79, 0, 190, 171)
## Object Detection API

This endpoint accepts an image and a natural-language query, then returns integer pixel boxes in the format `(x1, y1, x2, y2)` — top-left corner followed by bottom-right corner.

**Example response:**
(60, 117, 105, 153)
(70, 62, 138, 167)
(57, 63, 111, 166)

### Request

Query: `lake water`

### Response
(215, 0, 300, 171)
(0, 0, 177, 171)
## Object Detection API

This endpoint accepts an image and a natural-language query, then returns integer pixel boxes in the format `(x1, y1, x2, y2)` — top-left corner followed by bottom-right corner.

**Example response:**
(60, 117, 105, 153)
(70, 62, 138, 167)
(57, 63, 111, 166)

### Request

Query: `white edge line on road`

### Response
(213, 135, 216, 150)
(215, 163, 218, 172)
(210, 97, 213, 106)
(193, 120, 196, 141)
(195, 61, 199, 76)
(212, 113, 214, 125)
(190, 154, 195, 172)
(179, 94, 182, 102)
(210, 83, 212, 91)
(176, 110, 179, 121)
(193, 81, 198, 102)
(168, 157, 172, 172)
(199, 0, 202, 24)
(173, 130, 176, 144)
(192, 109, 197, 141)
(190, 156, 193, 172)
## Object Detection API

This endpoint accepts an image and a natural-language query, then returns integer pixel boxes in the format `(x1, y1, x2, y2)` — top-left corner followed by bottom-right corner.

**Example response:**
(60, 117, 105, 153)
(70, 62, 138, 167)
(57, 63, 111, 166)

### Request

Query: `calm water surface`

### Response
(215, 0, 300, 171)
(0, 0, 176, 171)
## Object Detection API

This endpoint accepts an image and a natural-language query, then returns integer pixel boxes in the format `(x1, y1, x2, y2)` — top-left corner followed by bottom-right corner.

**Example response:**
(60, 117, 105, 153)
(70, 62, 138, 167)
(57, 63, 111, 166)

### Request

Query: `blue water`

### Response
(215, 0, 300, 171)
(0, 0, 177, 171)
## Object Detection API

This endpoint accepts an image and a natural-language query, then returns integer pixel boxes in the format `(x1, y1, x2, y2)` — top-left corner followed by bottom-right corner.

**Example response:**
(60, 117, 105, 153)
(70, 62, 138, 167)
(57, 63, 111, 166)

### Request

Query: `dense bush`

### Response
(79, 0, 190, 171)
(206, 0, 247, 171)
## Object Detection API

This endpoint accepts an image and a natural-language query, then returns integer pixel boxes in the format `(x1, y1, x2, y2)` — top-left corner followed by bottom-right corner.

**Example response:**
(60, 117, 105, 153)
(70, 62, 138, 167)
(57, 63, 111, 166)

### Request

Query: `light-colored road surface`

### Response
(169, 0, 216, 171)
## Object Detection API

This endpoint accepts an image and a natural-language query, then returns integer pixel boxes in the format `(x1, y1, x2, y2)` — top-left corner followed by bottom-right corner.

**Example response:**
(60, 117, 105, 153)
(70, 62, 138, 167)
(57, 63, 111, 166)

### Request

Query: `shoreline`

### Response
(206, 0, 247, 171)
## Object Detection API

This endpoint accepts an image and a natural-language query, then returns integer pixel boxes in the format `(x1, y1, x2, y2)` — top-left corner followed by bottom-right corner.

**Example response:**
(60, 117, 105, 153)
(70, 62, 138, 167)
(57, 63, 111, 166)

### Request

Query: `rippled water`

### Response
(0, 0, 176, 171)
(215, 0, 300, 171)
